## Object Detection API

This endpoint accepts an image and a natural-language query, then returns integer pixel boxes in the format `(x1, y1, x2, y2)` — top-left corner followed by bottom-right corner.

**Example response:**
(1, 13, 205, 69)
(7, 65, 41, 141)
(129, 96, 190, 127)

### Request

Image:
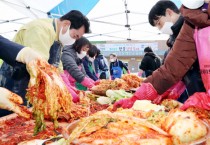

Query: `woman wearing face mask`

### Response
(82, 45, 98, 81)
(61, 36, 95, 92)
(109, 53, 130, 80)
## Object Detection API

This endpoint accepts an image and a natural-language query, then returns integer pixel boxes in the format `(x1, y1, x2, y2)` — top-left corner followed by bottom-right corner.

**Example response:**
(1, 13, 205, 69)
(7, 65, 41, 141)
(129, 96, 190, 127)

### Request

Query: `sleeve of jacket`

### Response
(180, 4, 210, 28)
(0, 35, 24, 66)
(61, 49, 85, 83)
(82, 60, 97, 81)
(14, 26, 55, 61)
(144, 21, 197, 94)
(120, 60, 128, 71)
(110, 63, 113, 75)
(139, 56, 148, 70)
(94, 59, 99, 74)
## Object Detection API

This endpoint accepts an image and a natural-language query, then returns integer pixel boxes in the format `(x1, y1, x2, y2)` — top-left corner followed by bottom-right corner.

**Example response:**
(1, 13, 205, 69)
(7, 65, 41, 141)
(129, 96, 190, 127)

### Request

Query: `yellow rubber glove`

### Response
(16, 47, 42, 64)
(0, 87, 31, 119)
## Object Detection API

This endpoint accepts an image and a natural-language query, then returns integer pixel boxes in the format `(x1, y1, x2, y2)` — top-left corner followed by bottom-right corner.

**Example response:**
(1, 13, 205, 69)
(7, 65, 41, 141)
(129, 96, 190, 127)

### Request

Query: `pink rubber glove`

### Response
(180, 92, 210, 111)
(81, 77, 95, 89)
(167, 81, 186, 100)
(113, 83, 158, 110)
(153, 81, 186, 104)
(96, 73, 99, 78)
(60, 73, 80, 103)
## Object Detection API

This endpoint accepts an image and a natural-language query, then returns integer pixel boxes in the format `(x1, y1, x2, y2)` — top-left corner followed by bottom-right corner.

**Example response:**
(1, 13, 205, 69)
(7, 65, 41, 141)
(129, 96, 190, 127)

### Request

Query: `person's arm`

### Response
(82, 59, 97, 81)
(145, 21, 197, 94)
(180, 3, 210, 27)
(0, 87, 31, 119)
(0, 36, 23, 66)
(120, 61, 129, 71)
(110, 63, 113, 76)
(14, 26, 55, 60)
(139, 57, 148, 71)
(94, 59, 99, 74)
(61, 49, 85, 83)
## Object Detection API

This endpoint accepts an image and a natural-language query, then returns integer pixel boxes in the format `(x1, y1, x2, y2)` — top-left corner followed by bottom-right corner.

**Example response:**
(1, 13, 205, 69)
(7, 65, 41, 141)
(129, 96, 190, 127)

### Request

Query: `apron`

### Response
(112, 61, 122, 80)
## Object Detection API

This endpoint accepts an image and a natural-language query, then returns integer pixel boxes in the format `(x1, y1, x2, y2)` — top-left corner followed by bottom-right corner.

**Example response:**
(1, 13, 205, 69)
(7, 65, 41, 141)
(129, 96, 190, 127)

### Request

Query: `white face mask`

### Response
(77, 51, 87, 59)
(59, 25, 76, 46)
(110, 58, 115, 62)
(160, 22, 173, 35)
(89, 57, 95, 62)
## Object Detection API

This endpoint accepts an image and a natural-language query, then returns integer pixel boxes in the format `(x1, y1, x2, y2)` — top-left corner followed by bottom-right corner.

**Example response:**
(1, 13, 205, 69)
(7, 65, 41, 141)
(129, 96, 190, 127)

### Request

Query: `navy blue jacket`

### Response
(0, 35, 23, 66)
(82, 56, 98, 81)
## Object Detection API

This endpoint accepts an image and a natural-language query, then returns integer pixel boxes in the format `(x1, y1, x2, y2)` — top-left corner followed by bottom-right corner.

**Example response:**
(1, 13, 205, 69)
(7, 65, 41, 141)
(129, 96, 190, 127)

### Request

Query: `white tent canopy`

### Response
(85, 0, 171, 41)
(0, 0, 181, 41)
(0, 0, 61, 39)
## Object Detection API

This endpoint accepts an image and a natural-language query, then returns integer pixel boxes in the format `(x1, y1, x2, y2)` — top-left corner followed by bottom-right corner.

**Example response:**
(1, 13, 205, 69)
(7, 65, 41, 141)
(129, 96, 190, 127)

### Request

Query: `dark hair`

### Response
(88, 45, 98, 58)
(73, 36, 91, 53)
(96, 48, 101, 57)
(148, 0, 179, 26)
(60, 10, 90, 33)
(144, 46, 153, 53)
(110, 53, 117, 57)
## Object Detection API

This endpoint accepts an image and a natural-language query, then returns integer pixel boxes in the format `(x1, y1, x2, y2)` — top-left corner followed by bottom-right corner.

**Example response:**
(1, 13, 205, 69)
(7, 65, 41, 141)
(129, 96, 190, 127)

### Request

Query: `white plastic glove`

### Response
(16, 47, 42, 64)
(0, 87, 31, 118)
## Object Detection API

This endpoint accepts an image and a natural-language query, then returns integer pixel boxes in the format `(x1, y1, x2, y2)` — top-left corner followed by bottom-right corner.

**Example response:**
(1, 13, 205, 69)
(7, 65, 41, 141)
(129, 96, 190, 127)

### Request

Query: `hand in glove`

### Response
(153, 81, 186, 104)
(16, 47, 42, 64)
(113, 83, 158, 111)
(0, 87, 31, 118)
(61, 73, 80, 103)
(180, 92, 210, 110)
(81, 77, 95, 89)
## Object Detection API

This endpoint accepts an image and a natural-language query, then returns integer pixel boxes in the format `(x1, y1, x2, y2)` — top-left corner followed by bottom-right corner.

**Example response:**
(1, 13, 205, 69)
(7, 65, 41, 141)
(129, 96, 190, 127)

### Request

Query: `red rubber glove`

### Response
(81, 77, 95, 89)
(153, 81, 186, 104)
(113, 83, 158, 111)
(167, 81, 186, 100)
(180, 92, 210, 111)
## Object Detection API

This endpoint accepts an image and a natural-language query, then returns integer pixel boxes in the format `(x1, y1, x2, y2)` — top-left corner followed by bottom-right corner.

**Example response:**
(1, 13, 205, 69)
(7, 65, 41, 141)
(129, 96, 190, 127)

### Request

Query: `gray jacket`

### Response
(61, 45, 86, 83)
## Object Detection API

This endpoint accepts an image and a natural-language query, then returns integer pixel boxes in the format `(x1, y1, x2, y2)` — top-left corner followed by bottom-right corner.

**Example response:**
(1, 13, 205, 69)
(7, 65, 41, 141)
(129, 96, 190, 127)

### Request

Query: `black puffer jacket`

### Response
(139, 52, 161, 77)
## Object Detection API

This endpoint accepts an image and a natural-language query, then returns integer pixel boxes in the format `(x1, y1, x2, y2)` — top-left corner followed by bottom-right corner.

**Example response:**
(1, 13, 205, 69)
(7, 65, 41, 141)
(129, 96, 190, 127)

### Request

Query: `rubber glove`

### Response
(81, 77, 95, 89)
(16, 47, 42, 64)
(180, 92, 210, 110)
(153, 81, 186, 104)
(0, 87, 31, 118)
(127, 70, 131, 74)
(96, 73, 99, 78)
(113, 83, 158, 110)
(60, 73, 80, 103)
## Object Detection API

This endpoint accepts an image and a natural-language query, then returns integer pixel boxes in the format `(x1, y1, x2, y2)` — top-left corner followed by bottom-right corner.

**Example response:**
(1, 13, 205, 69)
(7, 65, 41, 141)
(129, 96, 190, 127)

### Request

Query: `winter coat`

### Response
(82, 56, 98, 81)
(164, 15, 205, 99)
(139, 52, 161, 77)
(94, 54, 109, 74)
(144, 4, 210, 95)
(61, 45, 86, 83)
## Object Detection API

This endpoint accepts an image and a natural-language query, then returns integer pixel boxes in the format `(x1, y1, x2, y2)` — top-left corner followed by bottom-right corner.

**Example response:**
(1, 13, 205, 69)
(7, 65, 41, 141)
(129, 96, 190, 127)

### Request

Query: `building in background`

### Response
(92, 40, 167, 73)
